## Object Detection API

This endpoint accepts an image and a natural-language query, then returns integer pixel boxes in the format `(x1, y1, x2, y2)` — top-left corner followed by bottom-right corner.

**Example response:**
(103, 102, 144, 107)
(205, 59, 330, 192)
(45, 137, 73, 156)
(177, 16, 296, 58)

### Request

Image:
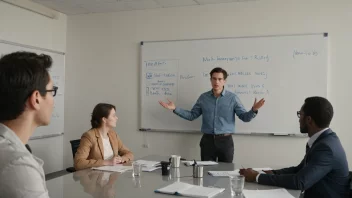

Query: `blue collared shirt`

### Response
(173, 89, 257, 134)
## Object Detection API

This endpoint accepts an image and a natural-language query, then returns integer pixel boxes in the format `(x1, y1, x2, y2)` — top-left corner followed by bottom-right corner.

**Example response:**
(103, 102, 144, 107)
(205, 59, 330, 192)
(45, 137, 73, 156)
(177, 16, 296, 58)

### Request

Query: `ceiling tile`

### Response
(195, 0, 249, 5)
(31, 0, 258, 15)
(154, 0, 198, 8)
(79, 0, 160, 13)
(124, 0, 161, 10)
(80, 2, 131, 13)
(32, 0, 90, 14)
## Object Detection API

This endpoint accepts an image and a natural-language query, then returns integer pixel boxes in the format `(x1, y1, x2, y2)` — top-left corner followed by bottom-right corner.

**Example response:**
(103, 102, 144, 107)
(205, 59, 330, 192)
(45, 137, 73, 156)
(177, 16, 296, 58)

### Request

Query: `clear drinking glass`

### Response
(132, 162, 142, 177)
(230, 175, 245, 196)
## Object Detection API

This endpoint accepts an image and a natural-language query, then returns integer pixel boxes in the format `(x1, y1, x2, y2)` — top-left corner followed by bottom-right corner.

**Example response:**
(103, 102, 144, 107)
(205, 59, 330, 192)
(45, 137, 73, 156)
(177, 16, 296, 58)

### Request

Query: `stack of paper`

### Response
(182, 161, 218, 166)
(135, 160, 161, 172)
(155, 182, 225, 198)
(135, 160, 161, 167)
(142, 166, 161, 172)
(243, 188, 295, 198)
(208, 170, 240, 177)
(92, 165, 132, 173)
(208, 168, 272, 177)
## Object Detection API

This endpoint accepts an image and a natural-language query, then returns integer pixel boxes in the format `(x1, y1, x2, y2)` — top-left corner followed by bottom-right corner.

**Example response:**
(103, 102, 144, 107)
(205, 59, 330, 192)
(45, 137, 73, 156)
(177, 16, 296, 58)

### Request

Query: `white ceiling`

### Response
(31, 0, 257, 15)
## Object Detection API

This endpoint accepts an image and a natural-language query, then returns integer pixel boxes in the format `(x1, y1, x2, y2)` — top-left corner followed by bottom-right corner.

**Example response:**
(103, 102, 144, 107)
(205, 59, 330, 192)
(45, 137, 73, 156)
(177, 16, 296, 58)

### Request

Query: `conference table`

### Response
(46, 155, 301, 198)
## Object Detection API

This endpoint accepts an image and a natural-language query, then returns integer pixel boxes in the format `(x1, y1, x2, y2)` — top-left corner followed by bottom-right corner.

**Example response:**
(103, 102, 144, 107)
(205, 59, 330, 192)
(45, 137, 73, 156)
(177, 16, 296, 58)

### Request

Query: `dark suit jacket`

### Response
(258, 129, 350, 198)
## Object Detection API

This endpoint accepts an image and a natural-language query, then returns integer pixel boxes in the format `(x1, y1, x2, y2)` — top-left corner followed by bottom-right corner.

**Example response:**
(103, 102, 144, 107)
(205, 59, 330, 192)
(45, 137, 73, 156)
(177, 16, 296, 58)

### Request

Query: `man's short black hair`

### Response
(0, 51, 52, 122)
(210, 67, 228, 80)
(302, 96, 334, 128)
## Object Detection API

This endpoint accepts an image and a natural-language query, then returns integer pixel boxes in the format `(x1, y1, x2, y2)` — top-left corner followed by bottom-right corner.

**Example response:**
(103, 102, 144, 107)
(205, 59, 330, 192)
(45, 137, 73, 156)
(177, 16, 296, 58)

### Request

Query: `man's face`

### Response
(35, 77, 55, 126)
(211, 72, 226, 92)
(299, 107, 309, 134)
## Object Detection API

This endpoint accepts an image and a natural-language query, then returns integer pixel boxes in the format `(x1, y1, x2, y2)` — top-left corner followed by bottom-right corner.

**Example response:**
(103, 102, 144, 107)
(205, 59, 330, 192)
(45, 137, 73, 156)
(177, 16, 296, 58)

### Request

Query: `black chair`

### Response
(25, 144, 32, 153)
(349, 171, 352, 198)
(65, 139, 81, 173)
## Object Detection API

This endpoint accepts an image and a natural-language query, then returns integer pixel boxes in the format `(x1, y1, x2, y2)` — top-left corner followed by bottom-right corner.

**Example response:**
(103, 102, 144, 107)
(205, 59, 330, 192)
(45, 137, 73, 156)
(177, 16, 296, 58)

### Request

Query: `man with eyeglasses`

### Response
(0, 51, 58, 198)
(239, 96, 350, 198)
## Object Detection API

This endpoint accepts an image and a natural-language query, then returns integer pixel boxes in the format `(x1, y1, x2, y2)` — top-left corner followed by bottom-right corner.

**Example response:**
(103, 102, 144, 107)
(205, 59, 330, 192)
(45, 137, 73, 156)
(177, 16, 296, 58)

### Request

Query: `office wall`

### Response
(65, 0, 352, 169)
(0, 1, 67, 173)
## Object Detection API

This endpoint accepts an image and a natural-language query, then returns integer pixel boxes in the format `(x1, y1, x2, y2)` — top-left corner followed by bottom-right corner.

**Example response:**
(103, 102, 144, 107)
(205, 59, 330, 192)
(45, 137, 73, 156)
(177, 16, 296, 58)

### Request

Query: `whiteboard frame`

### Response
(0, 39, 65, 55)
(0, 39, 65, 140)
(141, 32, 327, 44)
(29, 133, 64, 140)
(139, 32, 328, 137)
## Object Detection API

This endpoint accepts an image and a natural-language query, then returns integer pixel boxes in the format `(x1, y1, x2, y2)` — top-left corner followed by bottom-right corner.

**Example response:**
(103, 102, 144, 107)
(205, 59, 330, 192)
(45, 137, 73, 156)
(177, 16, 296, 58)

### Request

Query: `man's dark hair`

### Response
(210, 67, 228, 80)
(302, 96, 334, 128)
(91, 103, 116, 128)
(0, 51, 52, 122)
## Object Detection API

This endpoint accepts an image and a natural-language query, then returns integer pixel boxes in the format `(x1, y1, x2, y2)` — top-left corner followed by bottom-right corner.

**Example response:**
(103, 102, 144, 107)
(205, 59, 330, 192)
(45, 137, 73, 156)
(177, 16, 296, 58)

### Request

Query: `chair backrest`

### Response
(69, 139, 81, 158)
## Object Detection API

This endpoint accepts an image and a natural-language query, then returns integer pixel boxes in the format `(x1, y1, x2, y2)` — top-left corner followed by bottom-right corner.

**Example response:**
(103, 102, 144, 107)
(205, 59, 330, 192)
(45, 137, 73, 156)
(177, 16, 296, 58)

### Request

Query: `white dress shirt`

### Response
(0, 123, 49, 198)
(307, 128, 329, 148)
(101, 136, 114, 186)
(102, 136, 114, 160)
(255, 128, 329, 182)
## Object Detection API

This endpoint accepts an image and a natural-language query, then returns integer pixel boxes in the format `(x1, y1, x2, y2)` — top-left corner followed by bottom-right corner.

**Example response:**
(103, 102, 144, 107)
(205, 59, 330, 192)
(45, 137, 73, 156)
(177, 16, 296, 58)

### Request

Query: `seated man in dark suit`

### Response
(240, 96, 350, 198)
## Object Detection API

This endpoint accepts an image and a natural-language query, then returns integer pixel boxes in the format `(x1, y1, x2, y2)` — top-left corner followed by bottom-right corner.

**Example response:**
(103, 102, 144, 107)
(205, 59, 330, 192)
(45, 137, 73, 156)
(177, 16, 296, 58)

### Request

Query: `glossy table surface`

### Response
(47, 155, 301, 198)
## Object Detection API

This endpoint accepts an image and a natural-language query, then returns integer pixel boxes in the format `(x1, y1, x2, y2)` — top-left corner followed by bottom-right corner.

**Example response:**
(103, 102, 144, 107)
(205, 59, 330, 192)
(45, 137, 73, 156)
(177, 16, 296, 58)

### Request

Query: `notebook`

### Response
(155, 182, 225, 198)
(208, 168, 272, 177)
(182, 161, 218, 166)
(243, 188, 295, 198)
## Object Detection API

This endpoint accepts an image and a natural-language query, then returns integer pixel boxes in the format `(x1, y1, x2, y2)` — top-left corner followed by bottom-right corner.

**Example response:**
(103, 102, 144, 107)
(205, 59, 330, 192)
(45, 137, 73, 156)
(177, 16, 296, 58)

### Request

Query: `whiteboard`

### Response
(140, 34, 328, 135)
(0, 40, 65, 138)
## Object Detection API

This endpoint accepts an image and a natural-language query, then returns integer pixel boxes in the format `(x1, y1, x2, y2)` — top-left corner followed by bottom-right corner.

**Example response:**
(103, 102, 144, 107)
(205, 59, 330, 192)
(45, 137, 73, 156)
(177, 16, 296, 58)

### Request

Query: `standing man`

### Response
(159, 67, 265, 162)
(0, 52, 58, 197)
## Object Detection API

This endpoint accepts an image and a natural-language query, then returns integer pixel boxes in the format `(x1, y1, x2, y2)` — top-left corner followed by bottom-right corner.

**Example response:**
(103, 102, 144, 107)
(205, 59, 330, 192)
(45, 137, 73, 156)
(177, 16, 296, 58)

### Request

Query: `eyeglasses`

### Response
(46, 86, 58, 97)
(297, 111, 304, 118)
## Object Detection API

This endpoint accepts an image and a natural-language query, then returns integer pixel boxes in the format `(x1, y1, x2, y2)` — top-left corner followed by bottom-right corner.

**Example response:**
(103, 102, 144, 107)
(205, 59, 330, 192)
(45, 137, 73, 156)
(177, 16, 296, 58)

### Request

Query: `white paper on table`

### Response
(208, 168, 272, 177)
(243, 188, 295, 198)
(135, 160, 161, 167)
(92, 165, 132, 173)
(142, 166, 161, 172)
(155, 182, 225, 198)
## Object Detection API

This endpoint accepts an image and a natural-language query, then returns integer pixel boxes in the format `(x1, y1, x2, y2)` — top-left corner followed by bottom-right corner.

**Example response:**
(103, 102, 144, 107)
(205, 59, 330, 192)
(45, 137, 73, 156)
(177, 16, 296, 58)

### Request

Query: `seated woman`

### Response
(74, 103, 134, 170)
